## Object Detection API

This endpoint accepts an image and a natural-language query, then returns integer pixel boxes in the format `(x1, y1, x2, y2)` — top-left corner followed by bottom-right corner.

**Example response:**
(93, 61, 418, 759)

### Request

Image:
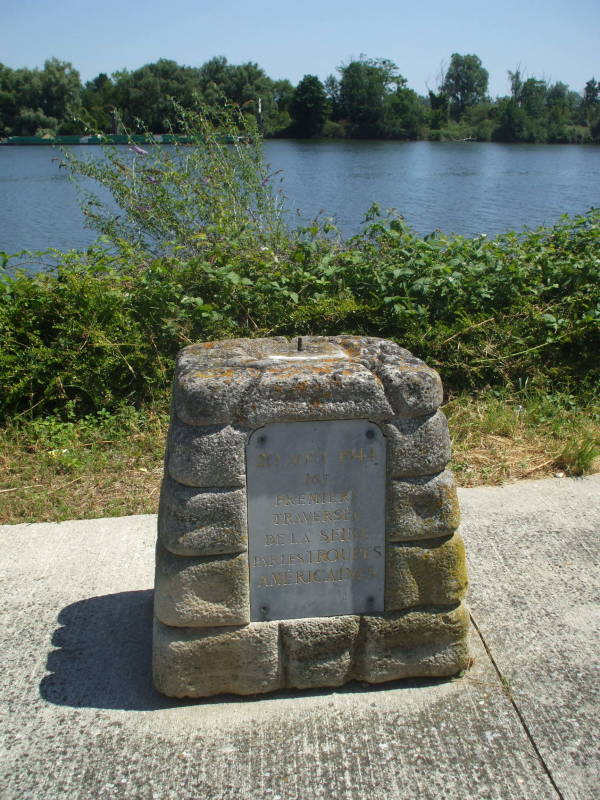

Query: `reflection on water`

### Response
(1, 141, 599, 261)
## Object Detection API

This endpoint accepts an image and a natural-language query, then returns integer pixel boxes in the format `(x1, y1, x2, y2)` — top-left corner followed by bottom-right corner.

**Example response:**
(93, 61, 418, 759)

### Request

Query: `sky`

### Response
(2, 0, 599, 96)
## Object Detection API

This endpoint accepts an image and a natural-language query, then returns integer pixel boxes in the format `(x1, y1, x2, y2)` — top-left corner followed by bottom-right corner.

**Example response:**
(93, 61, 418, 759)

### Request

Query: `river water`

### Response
(1, 140, 599, 259)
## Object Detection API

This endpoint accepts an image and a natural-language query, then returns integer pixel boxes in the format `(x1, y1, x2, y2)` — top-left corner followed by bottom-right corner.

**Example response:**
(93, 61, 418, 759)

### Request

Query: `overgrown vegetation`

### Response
(1, 104, 598, 522)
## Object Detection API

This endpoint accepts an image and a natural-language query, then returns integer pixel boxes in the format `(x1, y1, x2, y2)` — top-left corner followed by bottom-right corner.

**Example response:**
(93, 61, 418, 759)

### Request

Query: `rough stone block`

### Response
(154, 545, 250, 627)
(385, 534, 468, 611)
(387, 470, 460, 541)
(240, 361, 393, 425)
(157, 476, 247, 556)
(384, 411, 451, 478)
(377, 362, 443, 417)
(354, 604, 470, 682)
(280, 616, 360, 689)
(167, 419, 248, 488)
(153, 618, 281, 697)
(174, 365, 260, 427)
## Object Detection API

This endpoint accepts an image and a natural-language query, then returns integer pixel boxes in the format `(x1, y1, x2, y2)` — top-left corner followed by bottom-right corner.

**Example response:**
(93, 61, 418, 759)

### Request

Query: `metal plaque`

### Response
(246, 420, 386, 621)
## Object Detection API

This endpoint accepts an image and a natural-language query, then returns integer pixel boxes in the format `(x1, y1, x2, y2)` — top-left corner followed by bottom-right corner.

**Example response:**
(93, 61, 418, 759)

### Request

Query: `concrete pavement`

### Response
(1, 475, 598, 799)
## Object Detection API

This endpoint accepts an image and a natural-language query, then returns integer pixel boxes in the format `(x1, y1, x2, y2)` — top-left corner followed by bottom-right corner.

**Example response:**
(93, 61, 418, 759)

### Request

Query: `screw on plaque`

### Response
(260, 605, 269, 620)
(366, 429, 376, 440)
(258, 435, 267, 446)
(366, 596, 375, 610)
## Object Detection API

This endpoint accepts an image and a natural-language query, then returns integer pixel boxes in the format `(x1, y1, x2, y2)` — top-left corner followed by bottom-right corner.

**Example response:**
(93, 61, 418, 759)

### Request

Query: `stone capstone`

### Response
(169, 335, 450, 428)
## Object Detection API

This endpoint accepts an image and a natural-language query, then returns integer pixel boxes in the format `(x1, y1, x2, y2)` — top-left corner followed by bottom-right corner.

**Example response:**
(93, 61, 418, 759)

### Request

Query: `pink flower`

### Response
(129, 144, 148, 156)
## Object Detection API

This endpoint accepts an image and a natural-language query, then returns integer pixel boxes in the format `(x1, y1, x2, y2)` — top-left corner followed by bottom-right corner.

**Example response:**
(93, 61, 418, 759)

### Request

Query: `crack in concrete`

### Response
(469, 612, 566, 800)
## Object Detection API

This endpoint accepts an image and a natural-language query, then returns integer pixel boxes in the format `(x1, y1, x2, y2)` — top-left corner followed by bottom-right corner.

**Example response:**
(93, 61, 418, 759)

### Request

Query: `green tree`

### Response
(115, 59, 199, 131)
(39, 58, 81, 131)
(581, 78, 599, 134)
(583, 78, 599, 117)
(290, 74, 328, 137)
(81, 72, 118, 132)
(0, 64, 18, 134)
(545, 81, 572, 140)
(196, 57, 289, 136)
(339, 57, 405, 137)
(197, 56, 229, 104)
(428, 89, 449, 130)
(0, 59, 80, 135)
(324, 74, 341, 119)
(494, 71, 550, 142)
(442, 53, 488, 120)
(492, 96, 527, 141)
(383, 87, 425, 138)
(520, 77, 546, 117)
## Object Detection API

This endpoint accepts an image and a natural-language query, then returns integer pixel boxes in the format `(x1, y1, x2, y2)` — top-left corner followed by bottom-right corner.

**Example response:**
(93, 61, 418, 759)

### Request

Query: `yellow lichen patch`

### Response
(191, 368, 237, 381)
(393, 363, 431, 374)
(385, 535, 468, 611)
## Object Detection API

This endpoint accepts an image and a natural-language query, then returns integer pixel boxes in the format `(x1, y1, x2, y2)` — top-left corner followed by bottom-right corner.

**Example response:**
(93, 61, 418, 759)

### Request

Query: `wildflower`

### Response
(129, 144, 148, 156)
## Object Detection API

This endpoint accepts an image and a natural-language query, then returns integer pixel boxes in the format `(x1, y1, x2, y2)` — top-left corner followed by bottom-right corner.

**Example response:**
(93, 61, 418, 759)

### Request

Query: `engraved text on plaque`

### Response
(246, 420, 386, 621)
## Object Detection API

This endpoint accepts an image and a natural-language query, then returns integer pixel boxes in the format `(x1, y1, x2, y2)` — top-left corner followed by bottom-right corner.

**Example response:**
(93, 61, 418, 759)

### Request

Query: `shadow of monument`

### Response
(40, 589, 181, 711)
(41, 589, 448, 711)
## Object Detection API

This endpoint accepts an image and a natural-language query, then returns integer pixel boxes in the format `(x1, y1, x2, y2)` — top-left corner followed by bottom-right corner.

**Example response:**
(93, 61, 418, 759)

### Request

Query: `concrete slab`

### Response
(459, 475, 600, 800)
(0, 475, 598, 799)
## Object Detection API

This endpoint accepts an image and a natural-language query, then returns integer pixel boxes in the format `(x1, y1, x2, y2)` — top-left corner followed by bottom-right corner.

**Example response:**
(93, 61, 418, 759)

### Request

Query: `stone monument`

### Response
(153, 336, 469, 697)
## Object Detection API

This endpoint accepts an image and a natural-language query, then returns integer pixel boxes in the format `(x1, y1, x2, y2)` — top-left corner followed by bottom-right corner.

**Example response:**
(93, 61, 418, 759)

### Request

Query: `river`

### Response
(1, 140, 599, 260)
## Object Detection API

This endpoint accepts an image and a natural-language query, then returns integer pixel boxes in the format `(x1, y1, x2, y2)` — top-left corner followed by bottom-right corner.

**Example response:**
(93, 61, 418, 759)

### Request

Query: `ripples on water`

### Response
(1, 141, 598, 262)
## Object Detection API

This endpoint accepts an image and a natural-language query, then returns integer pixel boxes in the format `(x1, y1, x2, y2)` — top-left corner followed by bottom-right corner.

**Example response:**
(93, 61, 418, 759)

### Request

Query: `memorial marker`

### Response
(153, 336, 469, 697)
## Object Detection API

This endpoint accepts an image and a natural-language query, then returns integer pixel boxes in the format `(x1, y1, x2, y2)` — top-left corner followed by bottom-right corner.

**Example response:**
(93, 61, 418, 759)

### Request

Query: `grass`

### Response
(1, 390, 598, 525)
(447, 390, 600, 486)
(0, 404, 169, 524)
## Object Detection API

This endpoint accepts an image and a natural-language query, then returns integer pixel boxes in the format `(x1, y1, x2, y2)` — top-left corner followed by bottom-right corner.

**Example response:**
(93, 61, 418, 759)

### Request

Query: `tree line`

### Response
(1, 54, 599, 143)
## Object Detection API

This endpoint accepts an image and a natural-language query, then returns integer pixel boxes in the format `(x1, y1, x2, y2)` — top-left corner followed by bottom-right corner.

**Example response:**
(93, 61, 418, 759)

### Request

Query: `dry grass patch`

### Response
(1, 392, 598, 524)
(446, 391, 600, 486)
(0, 405, 168, 524)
